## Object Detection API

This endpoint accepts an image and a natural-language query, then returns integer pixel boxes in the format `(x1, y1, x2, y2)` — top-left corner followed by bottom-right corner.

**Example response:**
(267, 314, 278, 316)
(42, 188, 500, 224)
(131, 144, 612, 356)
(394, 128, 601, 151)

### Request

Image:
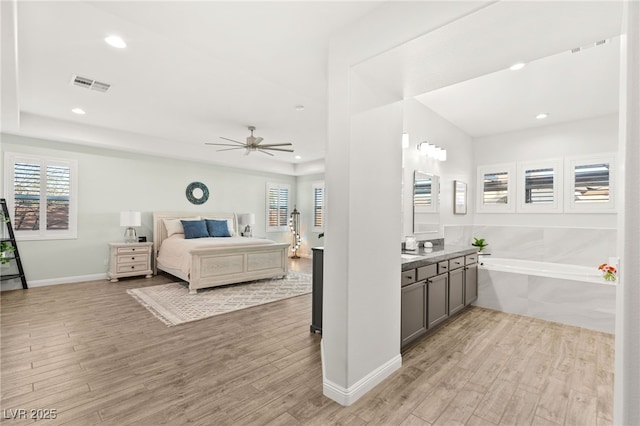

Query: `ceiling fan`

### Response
(205, 126, 294, 156)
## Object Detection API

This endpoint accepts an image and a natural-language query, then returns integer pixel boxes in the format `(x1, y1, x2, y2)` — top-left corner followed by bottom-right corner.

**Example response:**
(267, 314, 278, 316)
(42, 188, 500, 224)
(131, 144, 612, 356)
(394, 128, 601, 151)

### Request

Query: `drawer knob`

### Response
(131, 257, 135, 260)
(131, 266, 135, 269)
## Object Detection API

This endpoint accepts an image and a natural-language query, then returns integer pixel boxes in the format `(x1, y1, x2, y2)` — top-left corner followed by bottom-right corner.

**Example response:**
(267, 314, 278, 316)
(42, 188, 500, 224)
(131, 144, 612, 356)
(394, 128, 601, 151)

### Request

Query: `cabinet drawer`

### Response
(117, 246, 149, 255)
(437, 261, 449, 274)
(465, 254, 478, 265)
(417, 264, 438, 281)
(117, 254, 149, 265)
(116, 263, 149, 273)
(449, 257, 465, 269)
(401, 269, 416, 286)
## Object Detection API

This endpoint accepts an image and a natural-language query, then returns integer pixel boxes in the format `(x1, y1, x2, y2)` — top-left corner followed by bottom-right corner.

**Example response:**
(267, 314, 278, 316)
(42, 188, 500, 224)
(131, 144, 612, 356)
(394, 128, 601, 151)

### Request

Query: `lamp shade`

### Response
(238, 213, 255, 226)
(120, 211, 141, 227)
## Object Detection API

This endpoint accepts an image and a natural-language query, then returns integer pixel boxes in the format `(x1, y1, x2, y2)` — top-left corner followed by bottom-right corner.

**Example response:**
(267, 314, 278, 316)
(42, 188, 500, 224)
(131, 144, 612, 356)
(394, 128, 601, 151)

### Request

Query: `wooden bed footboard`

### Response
(188, 243, 290, 294)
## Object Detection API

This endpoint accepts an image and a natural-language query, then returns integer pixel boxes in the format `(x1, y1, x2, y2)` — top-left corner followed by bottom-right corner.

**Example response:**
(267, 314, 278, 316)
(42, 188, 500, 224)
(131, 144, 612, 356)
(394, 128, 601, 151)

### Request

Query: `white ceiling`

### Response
(1, 1, 624, 175)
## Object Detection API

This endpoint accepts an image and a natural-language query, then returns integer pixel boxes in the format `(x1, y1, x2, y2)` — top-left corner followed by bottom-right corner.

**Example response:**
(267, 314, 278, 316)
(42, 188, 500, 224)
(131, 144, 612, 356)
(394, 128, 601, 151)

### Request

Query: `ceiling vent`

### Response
(571, 39, 609, 54)
(70, 75, 111, 93)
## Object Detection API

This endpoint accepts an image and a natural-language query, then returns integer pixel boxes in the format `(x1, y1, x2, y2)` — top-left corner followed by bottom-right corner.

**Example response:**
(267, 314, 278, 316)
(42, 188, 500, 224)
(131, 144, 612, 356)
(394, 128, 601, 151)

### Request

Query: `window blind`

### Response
(13, 162, 41, 231)
(313, 184, 324, 230)
(266, 184, 290, 231)
(46, 165, 71, 230)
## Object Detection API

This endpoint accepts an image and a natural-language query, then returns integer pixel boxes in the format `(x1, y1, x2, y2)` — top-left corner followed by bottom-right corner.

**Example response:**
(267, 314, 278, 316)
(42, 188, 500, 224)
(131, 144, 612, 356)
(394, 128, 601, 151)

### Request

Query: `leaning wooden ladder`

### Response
(0, 198, 28, 289)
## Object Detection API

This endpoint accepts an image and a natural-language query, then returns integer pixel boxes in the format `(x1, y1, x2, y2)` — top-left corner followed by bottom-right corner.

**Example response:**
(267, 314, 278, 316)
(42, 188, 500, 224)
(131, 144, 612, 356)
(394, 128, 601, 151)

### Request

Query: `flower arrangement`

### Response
(598, 263, 617, 282)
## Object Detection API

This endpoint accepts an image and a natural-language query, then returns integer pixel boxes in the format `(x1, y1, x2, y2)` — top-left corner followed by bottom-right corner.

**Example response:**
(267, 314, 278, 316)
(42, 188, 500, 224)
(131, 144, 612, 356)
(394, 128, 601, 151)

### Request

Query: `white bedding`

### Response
(157, 235, 277, 277)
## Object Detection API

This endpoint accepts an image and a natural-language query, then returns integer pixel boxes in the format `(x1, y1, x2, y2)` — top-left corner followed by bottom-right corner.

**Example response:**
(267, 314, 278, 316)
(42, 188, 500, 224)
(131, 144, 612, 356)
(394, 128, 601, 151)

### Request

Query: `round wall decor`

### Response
(186, 182, 209, 205)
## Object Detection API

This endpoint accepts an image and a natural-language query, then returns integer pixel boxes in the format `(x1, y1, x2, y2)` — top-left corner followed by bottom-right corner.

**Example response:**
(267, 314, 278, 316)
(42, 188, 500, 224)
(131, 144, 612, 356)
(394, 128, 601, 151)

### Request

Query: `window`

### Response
(565, 155, 616, 212)
(266, 183, 290, 232)
(312, 182, 325, 232)
(4, 153, 78, 240)
(517, 159, 563, 213)
(476, 163, 516, 213)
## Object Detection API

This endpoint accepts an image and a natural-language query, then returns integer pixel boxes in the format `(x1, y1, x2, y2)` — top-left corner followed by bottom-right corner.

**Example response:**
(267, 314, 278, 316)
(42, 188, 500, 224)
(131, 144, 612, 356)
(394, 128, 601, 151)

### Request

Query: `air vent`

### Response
(70, 75, 111, 93)
(571, 39, 609, 54)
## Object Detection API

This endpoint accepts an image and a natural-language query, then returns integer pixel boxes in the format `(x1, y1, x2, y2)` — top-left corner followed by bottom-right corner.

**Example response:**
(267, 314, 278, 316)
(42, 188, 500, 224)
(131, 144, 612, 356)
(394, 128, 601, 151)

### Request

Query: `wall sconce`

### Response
(402, 132, 409, 149)
(417, 142, 447, 161)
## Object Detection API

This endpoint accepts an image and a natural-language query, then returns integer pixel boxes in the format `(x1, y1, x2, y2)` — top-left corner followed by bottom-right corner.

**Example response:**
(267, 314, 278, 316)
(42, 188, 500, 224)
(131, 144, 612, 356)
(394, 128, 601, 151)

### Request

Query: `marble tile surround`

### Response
(444, 225, 617, 267)
(477, 268, 616, 334)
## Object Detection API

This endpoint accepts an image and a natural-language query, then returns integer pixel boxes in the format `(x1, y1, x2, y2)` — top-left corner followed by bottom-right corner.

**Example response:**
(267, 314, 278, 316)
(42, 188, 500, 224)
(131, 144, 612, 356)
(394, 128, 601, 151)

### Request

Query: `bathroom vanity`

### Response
(401, 246, 478, 349)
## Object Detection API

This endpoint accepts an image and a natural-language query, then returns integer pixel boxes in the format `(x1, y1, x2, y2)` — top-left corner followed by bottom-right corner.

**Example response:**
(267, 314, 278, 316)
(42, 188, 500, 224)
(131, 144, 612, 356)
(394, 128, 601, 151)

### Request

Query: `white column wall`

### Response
(614, 1, 640, 424)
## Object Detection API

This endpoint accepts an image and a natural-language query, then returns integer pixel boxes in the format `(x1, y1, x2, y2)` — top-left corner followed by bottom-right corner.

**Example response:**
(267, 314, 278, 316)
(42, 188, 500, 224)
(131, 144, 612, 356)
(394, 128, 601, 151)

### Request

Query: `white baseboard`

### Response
(322, 341, 402, 406)
(0, 273, 107, 291)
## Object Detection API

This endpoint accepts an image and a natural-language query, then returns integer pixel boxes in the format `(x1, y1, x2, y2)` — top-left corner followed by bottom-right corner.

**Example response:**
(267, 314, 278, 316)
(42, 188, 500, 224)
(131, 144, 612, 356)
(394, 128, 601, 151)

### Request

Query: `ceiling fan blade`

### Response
(258, 143, 293, 147)
(206, 142, 248, 147)
(254, 137, 264, 145)
(261, 147, 294, 153)
(257, 149, 275, 156)
(216, 147, 246, 152)
(219, 137, 246, 145)
(244, 149, 251, 156)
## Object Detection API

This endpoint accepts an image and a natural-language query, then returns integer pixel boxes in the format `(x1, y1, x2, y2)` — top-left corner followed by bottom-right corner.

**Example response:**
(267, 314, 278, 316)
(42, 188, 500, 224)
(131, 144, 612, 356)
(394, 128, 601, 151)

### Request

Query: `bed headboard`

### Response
(152, 212, 238, 272)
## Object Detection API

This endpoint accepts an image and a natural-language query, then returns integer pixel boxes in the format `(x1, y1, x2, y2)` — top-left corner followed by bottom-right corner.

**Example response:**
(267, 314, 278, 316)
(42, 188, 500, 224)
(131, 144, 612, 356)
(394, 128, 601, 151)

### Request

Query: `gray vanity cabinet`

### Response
(464, 255, 478, 305)
(448, 266, 465, 315)
(427, 273, 449, 328)
(401, 280, 428, 347)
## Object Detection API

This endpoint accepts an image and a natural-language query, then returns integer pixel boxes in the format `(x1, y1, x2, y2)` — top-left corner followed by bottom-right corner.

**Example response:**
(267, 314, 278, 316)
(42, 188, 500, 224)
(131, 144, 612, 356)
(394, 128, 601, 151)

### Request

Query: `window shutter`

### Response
(483, 171, 509, 204)
(13, 162, 41, 231)
(574, 163, 610, 203)
(312, 183, 325, 231)
(46, 165, 71, 230)
(524, 168, 555, 204)
(266, 183, 290, 231)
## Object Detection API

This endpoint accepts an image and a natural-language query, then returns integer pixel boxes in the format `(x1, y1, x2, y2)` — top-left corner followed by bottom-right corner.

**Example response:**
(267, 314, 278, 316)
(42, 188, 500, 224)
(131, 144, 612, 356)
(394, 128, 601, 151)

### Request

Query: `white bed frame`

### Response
(153, 212, 290, 294)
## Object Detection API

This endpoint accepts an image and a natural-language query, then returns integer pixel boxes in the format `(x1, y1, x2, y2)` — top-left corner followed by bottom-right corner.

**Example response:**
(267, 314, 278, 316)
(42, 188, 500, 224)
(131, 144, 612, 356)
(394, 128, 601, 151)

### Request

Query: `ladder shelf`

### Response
(1, 198, 28, 289)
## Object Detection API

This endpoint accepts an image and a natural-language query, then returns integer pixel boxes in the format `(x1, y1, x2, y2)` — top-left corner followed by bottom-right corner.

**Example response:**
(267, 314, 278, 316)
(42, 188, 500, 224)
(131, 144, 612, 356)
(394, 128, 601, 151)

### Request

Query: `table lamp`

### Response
(120, 211, 141, 243)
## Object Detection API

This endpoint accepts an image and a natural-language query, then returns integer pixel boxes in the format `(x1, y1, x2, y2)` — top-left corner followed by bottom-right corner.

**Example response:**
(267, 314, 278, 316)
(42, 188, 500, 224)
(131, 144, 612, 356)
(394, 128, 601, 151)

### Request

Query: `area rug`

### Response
(127, 272, 311, 326)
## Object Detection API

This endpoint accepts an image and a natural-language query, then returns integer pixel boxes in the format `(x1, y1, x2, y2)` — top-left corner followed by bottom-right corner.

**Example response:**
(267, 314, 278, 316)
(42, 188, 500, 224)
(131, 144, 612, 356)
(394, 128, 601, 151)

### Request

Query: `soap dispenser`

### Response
(405, 236, 418, 251)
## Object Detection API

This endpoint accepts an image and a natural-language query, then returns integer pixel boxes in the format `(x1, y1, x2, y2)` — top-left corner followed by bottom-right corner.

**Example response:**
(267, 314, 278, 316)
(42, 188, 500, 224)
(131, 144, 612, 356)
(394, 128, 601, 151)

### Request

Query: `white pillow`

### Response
(163, 217, 201, 237)
(203, 217, 236, 236)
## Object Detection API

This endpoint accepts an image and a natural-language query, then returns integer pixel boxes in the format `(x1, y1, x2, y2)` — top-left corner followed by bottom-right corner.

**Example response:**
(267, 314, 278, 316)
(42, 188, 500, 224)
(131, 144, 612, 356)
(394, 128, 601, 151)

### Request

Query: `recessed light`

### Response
(71, 108, 86, 115)
(295, 105, 305, 111)
(509, 62, 526, 71)
(294, 155, 302, 160)
(536, 113, 549, 120)
(104, 35, 126, 49)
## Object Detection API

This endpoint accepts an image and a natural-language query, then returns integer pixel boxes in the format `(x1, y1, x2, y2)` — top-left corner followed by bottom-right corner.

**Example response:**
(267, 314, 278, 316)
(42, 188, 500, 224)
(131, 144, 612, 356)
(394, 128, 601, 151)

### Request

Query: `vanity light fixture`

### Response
(105, 35, 127, 49)
(536, 112, 549, 120)
(417, 142, 447, 162)
(71, 108, 86, 115)
(509, 62, 526, 71)
(402, 132, 409, 149)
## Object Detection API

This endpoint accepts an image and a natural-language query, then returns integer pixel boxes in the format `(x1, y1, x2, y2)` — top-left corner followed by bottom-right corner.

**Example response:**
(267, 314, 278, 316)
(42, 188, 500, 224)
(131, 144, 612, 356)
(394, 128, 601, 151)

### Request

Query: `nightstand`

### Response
(107, 242, 153, 282)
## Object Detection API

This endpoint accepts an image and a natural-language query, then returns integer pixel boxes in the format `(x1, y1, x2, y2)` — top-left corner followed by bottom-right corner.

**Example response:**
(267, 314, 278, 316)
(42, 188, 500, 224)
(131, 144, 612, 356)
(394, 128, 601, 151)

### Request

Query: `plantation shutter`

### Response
(312, 183, 324, 231)
(483, 171, 509, 205)
(524, 168, 555, 204)
(13, 162, 41, 231)
(266, 183, 290, 231)
(574, 163, 610, 203)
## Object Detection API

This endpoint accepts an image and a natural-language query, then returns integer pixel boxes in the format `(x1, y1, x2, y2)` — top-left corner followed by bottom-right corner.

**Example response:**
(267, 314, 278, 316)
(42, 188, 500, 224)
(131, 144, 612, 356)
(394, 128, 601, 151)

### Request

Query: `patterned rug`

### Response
(127, 272, 311, 326)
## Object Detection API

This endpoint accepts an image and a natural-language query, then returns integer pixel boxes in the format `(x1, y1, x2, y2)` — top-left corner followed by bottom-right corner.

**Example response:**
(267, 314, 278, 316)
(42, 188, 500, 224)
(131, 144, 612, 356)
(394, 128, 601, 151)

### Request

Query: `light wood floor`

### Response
(1, 258, 614, 425)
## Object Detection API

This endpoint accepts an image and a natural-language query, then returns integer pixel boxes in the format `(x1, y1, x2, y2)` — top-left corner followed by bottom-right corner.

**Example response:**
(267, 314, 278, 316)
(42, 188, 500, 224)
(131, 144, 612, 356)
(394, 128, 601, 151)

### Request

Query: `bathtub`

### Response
(477, 257, 616, 334)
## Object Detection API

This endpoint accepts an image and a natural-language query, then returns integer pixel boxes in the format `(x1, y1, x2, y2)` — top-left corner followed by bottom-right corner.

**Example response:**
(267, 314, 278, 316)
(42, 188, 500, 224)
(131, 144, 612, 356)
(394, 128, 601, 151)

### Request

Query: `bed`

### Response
(153, 212, 290, 294)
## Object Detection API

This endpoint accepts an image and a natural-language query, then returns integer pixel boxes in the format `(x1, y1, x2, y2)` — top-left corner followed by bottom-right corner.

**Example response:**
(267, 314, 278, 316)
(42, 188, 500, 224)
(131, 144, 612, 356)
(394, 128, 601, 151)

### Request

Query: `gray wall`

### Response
(1, 133, 296, 287)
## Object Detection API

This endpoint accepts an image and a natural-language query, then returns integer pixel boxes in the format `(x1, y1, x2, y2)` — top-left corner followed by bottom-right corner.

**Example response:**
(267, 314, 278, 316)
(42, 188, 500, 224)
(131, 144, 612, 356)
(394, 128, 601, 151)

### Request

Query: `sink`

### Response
(401, 253, 423, 260)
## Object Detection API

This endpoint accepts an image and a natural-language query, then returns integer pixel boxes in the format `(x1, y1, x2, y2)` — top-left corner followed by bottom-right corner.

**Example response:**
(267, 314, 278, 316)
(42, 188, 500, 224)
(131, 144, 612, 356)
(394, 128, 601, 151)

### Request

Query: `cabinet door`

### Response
(465, 264, 478, 305)
(449, 267, 465, 315)
(428, 274, 448, 329)
(401, 281, 428, 347)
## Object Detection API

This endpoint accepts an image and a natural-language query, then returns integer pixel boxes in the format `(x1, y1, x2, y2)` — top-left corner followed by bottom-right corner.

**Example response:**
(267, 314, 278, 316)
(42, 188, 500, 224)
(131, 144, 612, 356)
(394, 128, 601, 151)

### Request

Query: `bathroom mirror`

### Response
(413, 171, 440, 233)
(454, 180, 467, 214)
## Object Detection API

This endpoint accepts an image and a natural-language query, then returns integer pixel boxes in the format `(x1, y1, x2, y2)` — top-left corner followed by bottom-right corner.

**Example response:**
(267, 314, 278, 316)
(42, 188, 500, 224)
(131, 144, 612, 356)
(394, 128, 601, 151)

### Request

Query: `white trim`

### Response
(516, 158, 563, 213)
(322, 351, 402, 406)
(0, 273, 107, 291)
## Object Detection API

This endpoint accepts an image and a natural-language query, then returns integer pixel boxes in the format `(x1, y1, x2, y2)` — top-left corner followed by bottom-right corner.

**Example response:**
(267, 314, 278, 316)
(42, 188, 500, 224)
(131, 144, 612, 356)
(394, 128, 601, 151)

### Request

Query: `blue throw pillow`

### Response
(205, 219, 231, 237)
(181, 220, 209, 239)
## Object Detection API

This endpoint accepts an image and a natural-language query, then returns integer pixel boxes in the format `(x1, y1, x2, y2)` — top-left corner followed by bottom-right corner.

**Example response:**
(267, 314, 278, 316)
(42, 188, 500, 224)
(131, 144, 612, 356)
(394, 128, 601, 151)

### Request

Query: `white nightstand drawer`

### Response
(116, 262, 149, 273)
(117, 254, 149, 264)
(117, 246, 149, 255)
